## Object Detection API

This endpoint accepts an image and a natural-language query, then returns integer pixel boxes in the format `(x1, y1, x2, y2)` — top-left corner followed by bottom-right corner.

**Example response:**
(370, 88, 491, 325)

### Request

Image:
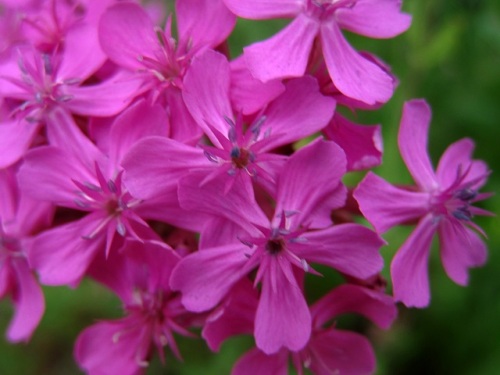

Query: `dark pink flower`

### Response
(354, 99, 492, 307)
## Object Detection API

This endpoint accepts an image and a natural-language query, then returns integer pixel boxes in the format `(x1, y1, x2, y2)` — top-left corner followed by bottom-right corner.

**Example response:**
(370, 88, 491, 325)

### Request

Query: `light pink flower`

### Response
(354, 99, 491, 307)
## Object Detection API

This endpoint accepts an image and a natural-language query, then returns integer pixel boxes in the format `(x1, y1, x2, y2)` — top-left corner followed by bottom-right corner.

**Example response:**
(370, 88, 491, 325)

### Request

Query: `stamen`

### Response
(453, 207, 472, 221)
(250, 115, 266, 139)
(107, 180, 117, 194)
(202, 150, 218, 163)
(56, 94, 74, 102)
(42, 54, 52, 75)
(230, 147, 240, 158)
(301, 258, 310, 272)
(455, 188, 477, 201)
(74, 199, 90, 208)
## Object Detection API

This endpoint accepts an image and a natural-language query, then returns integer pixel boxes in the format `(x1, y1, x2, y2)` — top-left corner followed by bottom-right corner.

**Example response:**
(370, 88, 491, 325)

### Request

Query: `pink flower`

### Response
(171, 139, 384, 353)
(19, 101, 169, 286)
(354, 99, 491, 307)
(99, 1, 235, 102)
(75, 240, 194, 375)
(181, 49, 335, 194)
(0, 42, 137, 123)
(224, 0, 411, 104)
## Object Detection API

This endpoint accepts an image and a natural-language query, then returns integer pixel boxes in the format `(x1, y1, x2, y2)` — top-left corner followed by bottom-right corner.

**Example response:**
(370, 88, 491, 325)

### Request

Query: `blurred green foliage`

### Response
(1, 0, 499, 374)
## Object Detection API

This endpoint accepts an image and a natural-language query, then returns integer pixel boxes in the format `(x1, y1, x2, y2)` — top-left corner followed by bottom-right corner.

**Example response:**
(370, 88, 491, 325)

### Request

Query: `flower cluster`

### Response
(0, 0, 492, 374)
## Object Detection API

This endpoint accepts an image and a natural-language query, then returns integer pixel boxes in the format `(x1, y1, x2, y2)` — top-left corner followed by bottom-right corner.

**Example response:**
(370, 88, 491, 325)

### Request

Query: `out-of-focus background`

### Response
(1, 0, 499, 374)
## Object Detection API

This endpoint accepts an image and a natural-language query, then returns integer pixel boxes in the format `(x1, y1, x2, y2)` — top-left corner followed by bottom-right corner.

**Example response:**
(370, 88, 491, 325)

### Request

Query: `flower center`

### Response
(265, 238, 285, 255)
(230, 147, 252, 169)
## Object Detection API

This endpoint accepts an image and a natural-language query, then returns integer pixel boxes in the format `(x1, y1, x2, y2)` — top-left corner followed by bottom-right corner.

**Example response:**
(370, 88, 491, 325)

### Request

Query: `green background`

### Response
(1, 0, 499, 374)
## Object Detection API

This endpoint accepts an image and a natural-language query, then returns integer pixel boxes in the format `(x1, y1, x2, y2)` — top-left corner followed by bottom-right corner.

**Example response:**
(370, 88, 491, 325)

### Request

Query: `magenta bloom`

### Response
(224, 0, 411, 104)
(19, 101, 168, 286)
(354, 100, 491, 307)
(182, 49, 335, 194)
(0, 33, 136, 122)
(171, 139, 384, 354)
(75, 240, 193, 375)
(99, 1, 235, 101)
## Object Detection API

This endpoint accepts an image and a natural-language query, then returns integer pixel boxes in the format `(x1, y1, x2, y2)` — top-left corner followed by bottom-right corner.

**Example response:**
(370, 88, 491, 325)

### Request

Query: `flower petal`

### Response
(255, 260, 311, 354)
(108, 99, 168, 169)
(323, 113, 383, 171)
(436, 138, 489, 189)
(182, 49, 233, 146)
(99, 3, 159, 70)
(244, 13, 319, 82)
(398, 99, 438, 190)
(438, 218, 487, 286)
(75, 318, 149, 375)
(7, 259, 45, 342)
(232, 348, 288, 375)
(300, 223, 384, 279)
(178, 170, 269, 232)
(122, 136, 208, 201)
(337, 0, 412, 38)
(229, 56, 285, 115)
(275, 139, 346, 228)
(64, 72, 142, 117)
(321, 22, 394, 104)
(170, 244, 249, 312)
(176, 0, 235, 50)
(224, 0, 303, 19)
(202, 279, 257, 351)
(391, 215, 436, 308)
(0, 119, 38, 169)
(308, 329, 375, 375)
(18, 146, 96, 207)
(354, 172, 429, 233)
(29, 214, 105, 286)
(57, 24, 106, 80)
(257, 76, 335, 151)
(311, 284, 397, 330)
